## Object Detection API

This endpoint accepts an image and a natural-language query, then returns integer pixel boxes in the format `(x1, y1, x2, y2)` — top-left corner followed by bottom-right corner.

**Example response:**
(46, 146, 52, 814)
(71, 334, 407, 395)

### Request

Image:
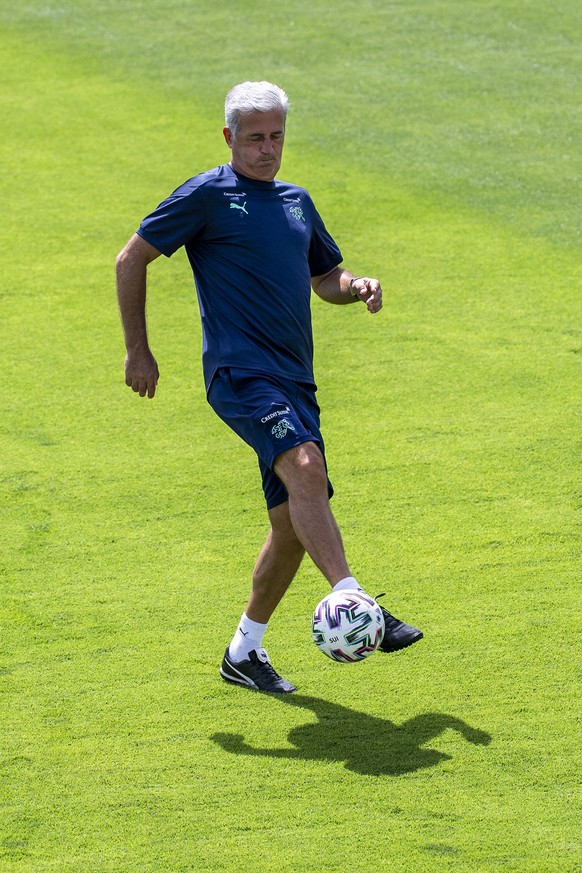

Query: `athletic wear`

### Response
(137, 163, 342, 392)
(375, 595, 424, 652)
(333, 576, 362, 592)
(134, 159, 423, 682)
(208, 366, 333, 508)
(228, 612, 268, 663)
(220, 647, 297, 693)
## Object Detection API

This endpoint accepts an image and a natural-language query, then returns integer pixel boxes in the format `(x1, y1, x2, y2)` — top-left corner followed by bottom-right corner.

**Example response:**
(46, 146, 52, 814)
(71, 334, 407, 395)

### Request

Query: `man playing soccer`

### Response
(116, 81, 422, 693)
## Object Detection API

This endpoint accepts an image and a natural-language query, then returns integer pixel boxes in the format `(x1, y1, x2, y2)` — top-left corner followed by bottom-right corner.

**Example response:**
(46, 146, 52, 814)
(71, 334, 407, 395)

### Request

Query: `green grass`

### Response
(1, 1, 581, 870)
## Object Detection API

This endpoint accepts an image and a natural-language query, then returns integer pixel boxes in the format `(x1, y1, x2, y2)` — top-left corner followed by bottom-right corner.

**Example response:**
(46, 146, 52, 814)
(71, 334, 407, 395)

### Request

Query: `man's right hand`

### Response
(124, 348, 160, 399)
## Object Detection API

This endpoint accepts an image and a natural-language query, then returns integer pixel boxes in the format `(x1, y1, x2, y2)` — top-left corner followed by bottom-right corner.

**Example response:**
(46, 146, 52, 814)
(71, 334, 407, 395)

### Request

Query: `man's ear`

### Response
(223, 127, 234, 149)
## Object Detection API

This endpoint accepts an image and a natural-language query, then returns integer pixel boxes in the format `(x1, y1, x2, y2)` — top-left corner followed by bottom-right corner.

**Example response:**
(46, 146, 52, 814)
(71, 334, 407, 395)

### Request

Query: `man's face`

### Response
(223, 109, 286, 182)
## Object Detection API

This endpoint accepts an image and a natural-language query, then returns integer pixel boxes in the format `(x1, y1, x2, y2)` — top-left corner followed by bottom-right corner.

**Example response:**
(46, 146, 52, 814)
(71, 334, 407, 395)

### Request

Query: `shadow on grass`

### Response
(211, 694, 491, 776)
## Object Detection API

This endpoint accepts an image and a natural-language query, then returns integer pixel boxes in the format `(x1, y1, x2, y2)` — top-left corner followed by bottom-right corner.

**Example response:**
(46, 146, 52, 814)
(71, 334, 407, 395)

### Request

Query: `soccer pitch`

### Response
(1, 1, 581, 870)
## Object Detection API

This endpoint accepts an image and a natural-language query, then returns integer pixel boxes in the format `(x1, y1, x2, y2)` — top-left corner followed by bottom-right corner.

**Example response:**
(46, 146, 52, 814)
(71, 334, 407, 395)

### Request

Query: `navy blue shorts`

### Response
(208, 367, 334, 509)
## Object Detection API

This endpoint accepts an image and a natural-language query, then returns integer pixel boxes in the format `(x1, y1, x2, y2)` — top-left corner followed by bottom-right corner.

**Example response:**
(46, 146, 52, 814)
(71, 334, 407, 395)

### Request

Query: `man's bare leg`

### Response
(221, 442, 422, 692)
(221, 501, 304, 692)
(273, 441, 351, 586)
(245, 501, 306, 623)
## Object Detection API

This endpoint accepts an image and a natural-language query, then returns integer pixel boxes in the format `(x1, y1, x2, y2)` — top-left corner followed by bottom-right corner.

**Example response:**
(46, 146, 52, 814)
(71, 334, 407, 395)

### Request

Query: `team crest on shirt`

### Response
(289, 206, 305, 222)
(272, 418, 297, 439)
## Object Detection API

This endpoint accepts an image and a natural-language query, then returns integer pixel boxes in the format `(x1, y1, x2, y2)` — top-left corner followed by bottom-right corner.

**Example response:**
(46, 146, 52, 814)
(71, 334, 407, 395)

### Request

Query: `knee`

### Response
(274, 442, 328, 492)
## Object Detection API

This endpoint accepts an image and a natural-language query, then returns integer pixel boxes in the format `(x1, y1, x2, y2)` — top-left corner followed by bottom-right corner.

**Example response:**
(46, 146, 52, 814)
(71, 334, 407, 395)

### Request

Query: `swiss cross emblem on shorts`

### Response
(271, 418, 296, 439)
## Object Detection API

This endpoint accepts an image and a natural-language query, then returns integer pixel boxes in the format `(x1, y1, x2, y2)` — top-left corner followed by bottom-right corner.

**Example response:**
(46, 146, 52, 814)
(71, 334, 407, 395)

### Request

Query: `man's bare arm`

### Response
(311, 266, 383, 314)
(116, 234, 163, 398)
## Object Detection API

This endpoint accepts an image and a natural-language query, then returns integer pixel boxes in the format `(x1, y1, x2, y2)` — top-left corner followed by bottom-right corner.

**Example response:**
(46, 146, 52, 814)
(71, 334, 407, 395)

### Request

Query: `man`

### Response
(116, 81, 422, 694)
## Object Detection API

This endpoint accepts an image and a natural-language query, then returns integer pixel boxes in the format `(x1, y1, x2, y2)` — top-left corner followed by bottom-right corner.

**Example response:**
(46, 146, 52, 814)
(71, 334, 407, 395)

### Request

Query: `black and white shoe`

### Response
(376, 595, 423, 653)
(220, 647, 297, 693)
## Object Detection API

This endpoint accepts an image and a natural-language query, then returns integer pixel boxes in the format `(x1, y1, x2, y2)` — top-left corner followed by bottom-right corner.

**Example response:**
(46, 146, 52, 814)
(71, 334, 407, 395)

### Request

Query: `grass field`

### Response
(1, 1, 581, 870)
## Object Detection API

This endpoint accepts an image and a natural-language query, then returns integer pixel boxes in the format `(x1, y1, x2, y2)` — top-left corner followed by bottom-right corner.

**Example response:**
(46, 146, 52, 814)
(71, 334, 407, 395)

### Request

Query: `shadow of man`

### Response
(211, 694, 491, 776)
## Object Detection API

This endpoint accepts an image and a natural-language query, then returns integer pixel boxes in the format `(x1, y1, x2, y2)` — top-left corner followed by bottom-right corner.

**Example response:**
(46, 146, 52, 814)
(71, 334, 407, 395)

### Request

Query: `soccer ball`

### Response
(312, 590, 385, 663)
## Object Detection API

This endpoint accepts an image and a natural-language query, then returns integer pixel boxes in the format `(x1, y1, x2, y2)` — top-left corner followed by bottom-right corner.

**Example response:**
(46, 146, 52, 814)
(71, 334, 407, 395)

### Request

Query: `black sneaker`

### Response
(376, 595, 423, 653)
(220, 647, 297, 693)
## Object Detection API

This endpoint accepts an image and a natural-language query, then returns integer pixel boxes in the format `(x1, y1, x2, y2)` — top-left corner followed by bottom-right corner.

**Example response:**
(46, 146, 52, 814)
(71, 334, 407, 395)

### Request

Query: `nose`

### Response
(260, 138, 275, 155)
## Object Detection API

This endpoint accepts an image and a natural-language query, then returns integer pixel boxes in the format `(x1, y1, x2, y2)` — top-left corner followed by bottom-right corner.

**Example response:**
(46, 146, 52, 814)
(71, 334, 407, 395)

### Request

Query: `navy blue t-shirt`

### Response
(137, 164, 342, 391)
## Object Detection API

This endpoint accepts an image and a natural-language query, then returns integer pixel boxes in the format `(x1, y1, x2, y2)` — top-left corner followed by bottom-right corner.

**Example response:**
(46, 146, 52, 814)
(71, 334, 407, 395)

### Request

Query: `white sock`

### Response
(228, 612, 268, 663)
(333, 576, 364, 592)
(333, 576, 373, 600)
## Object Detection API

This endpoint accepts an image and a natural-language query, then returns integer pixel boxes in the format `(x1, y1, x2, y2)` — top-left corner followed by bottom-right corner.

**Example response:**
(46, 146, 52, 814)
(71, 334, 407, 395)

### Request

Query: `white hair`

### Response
(225, 81, 290, 138)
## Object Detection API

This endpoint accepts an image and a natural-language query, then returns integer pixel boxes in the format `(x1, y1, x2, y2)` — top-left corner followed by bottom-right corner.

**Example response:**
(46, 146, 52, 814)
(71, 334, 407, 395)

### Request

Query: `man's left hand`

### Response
(351, 277, 383, 313)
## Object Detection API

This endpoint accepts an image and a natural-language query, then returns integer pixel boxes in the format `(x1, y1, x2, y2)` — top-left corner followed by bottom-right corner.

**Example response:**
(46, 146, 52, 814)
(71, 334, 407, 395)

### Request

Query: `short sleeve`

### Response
(308, 205, 342, 277)
(137, 180, 207, 258)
